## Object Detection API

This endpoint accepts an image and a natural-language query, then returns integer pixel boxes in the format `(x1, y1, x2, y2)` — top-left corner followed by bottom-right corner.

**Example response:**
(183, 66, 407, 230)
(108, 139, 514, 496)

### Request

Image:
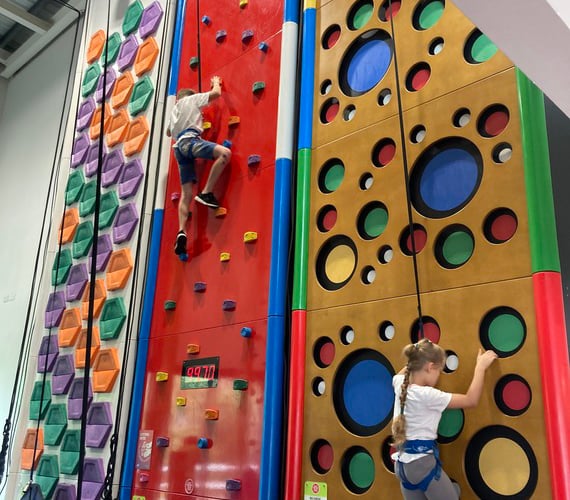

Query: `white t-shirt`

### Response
(391, 374, 451, 463)
(168, 92, 210, 142)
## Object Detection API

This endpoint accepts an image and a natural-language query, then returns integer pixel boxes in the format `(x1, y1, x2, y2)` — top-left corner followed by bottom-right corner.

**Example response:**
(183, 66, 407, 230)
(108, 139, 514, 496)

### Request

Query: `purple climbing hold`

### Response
(86, 402, 113, 448)
(216, 30, 227, 43)
(71, 133, 90, 168)
(102, 149, 125, 188)
(112, 203, 139, 244)
(52, 354, 75, 395)
(82, 458, 105, 500)
(242, 29, 254, 43)
(45, 291, 66, 328)
(117, 34, 139, 72)
(37, 335, 59, 373)
(68, 378, 92, 420)
(118, 158, 144, 199)
(258, 41, 269, 52)
(88, 234, 113, 273)
(66, 263, 88, 302)
(76, 98, 96, 131)
(247, 154, 261, 166)
(52, 484, 76, 500)
(139, 1, 164, 38)
(85, 142, 107, 178)
(194, 282, 207, 293)
(222, 299, 236, 311)
(95, 67, 117, 103)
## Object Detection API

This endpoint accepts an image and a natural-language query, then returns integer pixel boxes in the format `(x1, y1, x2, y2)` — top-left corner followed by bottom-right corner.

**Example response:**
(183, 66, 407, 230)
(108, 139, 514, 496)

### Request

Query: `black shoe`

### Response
(174, 231, 187, 255)
(195, 192, 220, 208)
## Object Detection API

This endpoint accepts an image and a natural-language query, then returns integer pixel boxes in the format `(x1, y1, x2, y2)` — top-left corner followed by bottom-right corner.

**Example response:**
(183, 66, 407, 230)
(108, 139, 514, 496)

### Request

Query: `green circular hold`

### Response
(442, 230, 474, 266)
(324, 163, 345, 192)
(418, 1, 445, 29)
(364, 207, 388, 238)
(351, 3, 373, 29)
(349, 451, 375, 489)
(488, 313, 525, 353)
(470, 32, 498, 63)
(164, 300, 177, 310)
(438, 408, 464, 438)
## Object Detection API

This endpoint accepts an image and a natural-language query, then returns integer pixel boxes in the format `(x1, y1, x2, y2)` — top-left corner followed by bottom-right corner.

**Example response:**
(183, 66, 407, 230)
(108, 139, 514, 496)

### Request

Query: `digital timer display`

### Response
(181, 356, 220, 389)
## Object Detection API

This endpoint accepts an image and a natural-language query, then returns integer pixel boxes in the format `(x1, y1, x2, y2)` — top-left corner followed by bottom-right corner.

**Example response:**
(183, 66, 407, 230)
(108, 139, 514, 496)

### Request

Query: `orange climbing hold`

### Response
(187, 344, 200, 354)
(111, 71, 135, 109)
(92, 348, 120, 392)
(75, 326, 101, 368)
(106, 109, 130, 147)
(124, 116, 149, 156)
(81, 279, 107, 319)
(228, 116, 240, 126)
(59, 308, 82, 347)
(60, 208, 79, 244)
(134, 37, 159, 77)
(21, 428, 44, 470)
(87, 30, 106, 63)
(215, 207, 227, 218)
(90, 103, 112, 141)
(106, 248, 134, 291)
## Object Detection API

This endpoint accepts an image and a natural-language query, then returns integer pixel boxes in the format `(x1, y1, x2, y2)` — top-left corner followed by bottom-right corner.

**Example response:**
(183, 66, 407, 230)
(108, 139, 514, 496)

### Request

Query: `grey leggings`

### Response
(395, 455, 459, 499)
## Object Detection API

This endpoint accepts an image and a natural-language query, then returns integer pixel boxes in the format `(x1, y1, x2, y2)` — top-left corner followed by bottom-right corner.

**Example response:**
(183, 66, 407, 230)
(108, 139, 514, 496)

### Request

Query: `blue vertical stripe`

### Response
(168, 0, 187, 96)
(298, 7, 316, 150)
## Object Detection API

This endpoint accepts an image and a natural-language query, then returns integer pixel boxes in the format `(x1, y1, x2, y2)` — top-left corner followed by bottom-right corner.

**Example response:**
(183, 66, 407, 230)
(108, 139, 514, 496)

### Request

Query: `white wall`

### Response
(0, 26, 77, 498)
(0, 78, 7, 121)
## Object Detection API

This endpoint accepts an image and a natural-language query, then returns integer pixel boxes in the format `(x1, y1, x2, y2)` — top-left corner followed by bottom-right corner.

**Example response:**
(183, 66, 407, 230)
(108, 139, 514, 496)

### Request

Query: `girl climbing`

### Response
(391, 339, 498, 499)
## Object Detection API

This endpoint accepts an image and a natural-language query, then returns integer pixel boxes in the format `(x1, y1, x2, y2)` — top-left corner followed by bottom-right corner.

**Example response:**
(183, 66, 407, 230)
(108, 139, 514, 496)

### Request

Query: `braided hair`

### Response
(391, 339, 446, 449)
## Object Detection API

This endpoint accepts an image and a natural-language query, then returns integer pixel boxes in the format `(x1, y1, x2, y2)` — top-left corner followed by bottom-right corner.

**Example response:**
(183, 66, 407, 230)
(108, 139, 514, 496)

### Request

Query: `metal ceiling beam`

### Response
(0, 0, 52, 34)
(0, 47, 10, 64)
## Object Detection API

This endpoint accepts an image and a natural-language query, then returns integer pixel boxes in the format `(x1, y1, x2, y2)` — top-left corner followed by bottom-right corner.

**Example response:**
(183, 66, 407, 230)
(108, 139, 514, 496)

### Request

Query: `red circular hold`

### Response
(319, 340, 335, 367)
(320, 207, 337, 232)
(406, 226, 427, 254)
(491, 213, 517, 242)
(422, 321, 441, 343)
(384, 0, 401, 20)
(323, 26, 341, 49)
(484, 110, 509, 137)
(321, 99, 339, 123)
(411, 68, 430, 90)
(316, 442, 334, 472)
(502, 379, 531, 412)
(377, 141, 396, 166)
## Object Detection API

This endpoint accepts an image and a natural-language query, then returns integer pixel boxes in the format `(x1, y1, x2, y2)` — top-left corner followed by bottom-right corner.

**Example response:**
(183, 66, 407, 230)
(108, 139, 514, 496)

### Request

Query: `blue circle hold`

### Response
(346, 37, 392, 94)
(342, 358, 393, 428)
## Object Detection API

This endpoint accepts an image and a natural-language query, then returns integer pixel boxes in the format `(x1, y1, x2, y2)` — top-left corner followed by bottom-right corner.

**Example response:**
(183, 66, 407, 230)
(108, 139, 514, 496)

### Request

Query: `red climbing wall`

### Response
(132, 0, 283, 498)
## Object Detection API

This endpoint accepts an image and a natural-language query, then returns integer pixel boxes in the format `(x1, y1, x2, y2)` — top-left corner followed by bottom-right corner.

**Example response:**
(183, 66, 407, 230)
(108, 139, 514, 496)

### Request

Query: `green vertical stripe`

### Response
(517, 70, 560, 272)
(293, 148, 312, 310)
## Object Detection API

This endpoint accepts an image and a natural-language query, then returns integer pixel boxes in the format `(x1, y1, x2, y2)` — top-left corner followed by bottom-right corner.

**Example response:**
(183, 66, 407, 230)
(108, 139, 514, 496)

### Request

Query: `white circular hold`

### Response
(498, 147, 512, 163)
(343, 328, 355, 344)
(317, 379, 326, 395)
(364, 175, 374, 190)
(379, 89, 392, 106)
(446, 354, 459, 372)
(432, 42, 444, 54)
(384, 324, 395, 340)
(458, 112, 471, 127)
(414, 128, 426, 143)
(344, 106, 356, 121)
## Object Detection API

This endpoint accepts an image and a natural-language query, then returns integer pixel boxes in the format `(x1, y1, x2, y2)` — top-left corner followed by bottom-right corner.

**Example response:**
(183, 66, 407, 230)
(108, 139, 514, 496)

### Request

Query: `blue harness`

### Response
(397, 439, 442, 492)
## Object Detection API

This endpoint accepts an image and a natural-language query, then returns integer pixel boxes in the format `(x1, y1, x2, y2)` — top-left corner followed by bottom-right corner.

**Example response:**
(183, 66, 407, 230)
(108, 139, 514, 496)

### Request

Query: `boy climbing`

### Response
(167, 75, 231, 256)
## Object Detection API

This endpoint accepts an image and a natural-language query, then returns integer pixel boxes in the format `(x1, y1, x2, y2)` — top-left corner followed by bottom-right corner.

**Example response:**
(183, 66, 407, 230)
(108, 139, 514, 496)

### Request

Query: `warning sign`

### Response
(304, 481, 327, 500)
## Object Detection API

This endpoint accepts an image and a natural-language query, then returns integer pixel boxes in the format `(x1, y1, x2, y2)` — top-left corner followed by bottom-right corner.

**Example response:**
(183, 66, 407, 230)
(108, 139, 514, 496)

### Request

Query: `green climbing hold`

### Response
(82, 63, 101, 98)
(100, 191, 119, 229)
(52, 248, 73, 286)
(29, 381, 51, 421)
(65, 170, 85, 206)
(79, 180, 97, 217)
(72, 221, 94, 259)
(164, 300, 176, 310)
(44, 404, 68, 446)
(100, 297, 127, 340)
(102, 32, 122, 64)
(129, 75, 154, 116)
(123, 0, 144, 36)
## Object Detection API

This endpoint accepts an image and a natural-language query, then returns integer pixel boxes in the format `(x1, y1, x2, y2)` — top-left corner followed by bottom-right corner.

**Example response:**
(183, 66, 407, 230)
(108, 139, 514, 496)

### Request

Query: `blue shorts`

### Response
(173, 136, 217, 185)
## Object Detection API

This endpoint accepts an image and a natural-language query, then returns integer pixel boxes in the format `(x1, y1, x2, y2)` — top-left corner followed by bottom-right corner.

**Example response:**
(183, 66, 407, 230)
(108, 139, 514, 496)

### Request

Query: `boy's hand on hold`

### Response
(211, 76, 222, 87)
(476, 348, 498, 371)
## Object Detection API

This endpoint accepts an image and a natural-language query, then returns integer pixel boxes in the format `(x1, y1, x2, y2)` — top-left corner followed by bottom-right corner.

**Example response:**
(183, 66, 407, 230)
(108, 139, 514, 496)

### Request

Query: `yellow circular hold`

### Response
(479, 438, 530, 495)
(325, 244, 356, 284)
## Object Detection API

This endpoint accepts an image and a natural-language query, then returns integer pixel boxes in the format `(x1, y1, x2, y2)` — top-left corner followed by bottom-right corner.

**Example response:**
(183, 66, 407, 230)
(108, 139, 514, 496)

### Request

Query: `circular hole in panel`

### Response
(494, 374, 532, 417)
(357, 201, 389, 240)
(361, 266, 376, 285)
(381, 436, 396, 473)
(443, 350, 459, 373)
(339, 29, 393, 97)
(378, 245, 393, 264)
(320, 97, 340, 124)
(465, 426, 538, 498)
(322, 25, 341, 49)
(437, 408, 464, 443)
(411, 316, 440, 343)
(413, 0, 445, 30)
(340, 325, 355, 345)
(379, 321, 395, 341)
(316, 235, 357, 291)
(492, 142, 512, 164)
(477, 104, 510, 138)
(316, 205, 338, 233)
(378, 0, 401, 21)
(320, 79, 332, 95)
(318, 158, 345, 194)
(348, 0, 374, 30)
(372, 138, 396, 167)
(410, 125, 427, 144)
(480, 307, 526, 357)
(400, 224, 427, 256)
(359, 173, 374, 190)
(378, 88, 392, 106)
(434, 224, 475, 269)
(334, 349, 395, 436)
(341, 447, 375, 494)
(453, 108, 471, 127)
(484, 208, 518, 244)
(464, 29, 498, 64)
(314, 337, 336, 368)
(406, 62, 431, 91)
(311, 439, 334, 474)
(410, 137, 483, 218)
(343, 104, 356, 121)
(312, 377, 326, 396)
(428, 37, 444, 55)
